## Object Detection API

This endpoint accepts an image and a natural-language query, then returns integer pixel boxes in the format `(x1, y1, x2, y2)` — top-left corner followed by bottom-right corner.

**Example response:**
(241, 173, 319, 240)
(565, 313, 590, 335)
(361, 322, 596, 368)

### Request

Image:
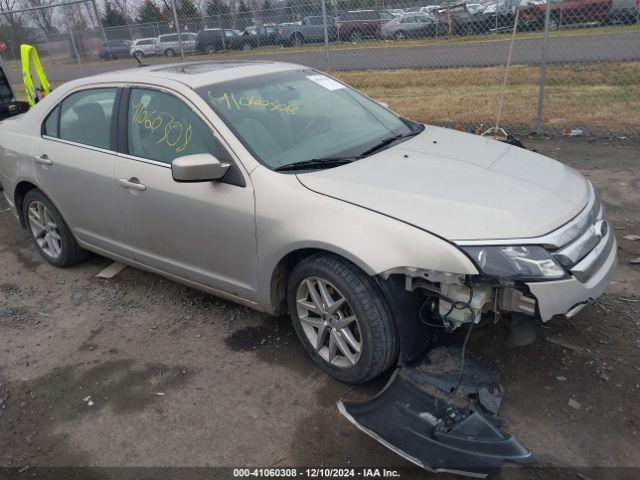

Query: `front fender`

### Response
(251, 167, 478, 311)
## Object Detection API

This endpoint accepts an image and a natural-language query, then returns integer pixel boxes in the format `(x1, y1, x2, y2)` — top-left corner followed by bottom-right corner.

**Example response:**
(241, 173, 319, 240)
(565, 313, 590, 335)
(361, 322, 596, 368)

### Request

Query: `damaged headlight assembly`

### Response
(460, 245, 568, 281)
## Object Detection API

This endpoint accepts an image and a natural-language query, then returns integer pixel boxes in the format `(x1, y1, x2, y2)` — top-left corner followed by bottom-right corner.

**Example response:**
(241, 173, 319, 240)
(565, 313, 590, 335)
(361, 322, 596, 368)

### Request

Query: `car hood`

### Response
(297, 126, 589, 241)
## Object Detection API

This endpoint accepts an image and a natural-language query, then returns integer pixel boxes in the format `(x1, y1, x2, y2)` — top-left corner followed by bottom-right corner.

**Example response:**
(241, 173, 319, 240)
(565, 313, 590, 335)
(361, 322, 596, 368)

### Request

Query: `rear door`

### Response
(114, 86, 258, 300)
(34, 87, 131, 256)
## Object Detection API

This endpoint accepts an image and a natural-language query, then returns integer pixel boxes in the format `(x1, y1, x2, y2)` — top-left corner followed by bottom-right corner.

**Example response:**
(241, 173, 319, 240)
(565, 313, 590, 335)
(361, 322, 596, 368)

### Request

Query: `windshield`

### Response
(197, 70, 422, 170)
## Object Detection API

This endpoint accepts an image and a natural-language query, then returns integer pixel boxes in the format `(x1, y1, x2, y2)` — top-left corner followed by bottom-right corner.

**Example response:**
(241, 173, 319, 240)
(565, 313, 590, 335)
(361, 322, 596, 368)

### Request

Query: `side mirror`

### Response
(172, 154, 230, 182)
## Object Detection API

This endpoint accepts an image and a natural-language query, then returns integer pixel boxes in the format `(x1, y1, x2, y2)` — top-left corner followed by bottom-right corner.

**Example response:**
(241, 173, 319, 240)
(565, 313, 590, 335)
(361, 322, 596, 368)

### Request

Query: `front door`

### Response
(114, 87, 258, 300)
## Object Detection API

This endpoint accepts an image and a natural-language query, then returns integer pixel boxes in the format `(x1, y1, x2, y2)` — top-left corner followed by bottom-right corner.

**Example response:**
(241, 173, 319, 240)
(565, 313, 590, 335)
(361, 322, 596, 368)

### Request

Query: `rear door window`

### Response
(57, 88, 117, 149)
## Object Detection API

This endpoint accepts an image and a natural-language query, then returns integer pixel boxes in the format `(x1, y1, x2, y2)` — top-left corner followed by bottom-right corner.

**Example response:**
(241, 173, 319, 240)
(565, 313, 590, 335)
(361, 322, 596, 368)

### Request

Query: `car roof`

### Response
(70, 61, 303, 90)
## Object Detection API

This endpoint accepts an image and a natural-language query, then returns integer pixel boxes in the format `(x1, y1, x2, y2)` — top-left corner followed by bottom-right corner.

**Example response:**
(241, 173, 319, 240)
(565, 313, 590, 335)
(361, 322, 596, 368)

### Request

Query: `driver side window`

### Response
(127, 88, 230, 165)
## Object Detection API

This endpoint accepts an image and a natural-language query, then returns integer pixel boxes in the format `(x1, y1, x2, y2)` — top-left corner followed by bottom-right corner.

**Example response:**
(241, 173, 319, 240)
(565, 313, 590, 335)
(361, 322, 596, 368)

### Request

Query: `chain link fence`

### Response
(1, 0, 638, 136)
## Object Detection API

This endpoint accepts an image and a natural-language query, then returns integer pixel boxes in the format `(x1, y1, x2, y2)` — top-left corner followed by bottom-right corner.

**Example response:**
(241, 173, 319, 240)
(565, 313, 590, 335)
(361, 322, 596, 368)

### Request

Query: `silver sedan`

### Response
(0, 61, 616, 383)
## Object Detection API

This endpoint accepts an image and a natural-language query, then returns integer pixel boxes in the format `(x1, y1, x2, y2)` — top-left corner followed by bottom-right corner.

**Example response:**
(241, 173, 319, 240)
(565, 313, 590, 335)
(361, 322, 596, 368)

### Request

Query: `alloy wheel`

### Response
(296, 277, 362, 368)
(27, 201, 62, 259)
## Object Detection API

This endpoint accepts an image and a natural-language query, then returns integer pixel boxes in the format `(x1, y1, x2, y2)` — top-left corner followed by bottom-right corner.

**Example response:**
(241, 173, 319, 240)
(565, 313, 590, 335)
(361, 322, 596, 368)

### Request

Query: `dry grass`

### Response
(335, 62, 640, 133)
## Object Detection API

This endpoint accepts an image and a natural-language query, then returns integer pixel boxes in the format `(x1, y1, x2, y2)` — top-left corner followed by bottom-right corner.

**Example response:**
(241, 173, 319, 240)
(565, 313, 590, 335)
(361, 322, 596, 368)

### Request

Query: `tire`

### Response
(291, 34, 304, 47)
(287, 254, 398, 384)
(349, 31, 363, 42)
(164, 48, 175, 57)
(242, 42, 252, 51)
(134, 50, 144, 58)
(22, 189, 87, 268)
(394, 31, 405, 40)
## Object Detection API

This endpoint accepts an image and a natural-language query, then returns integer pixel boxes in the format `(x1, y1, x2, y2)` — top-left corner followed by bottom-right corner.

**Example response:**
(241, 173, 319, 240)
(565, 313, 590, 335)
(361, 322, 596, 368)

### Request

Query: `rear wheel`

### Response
(23, 190, 87, 268)
(287, 254, 399, 384)
(394, 31, 406, 40)
(164, 48, 175, 57)
(349, 31, 363, 42)
(134, 50, 145, 58)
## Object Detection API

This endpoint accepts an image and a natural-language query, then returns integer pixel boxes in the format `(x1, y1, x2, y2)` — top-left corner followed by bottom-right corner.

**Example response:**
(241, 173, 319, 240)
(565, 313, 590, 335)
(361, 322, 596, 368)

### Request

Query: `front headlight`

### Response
(461, 245, 568, 281)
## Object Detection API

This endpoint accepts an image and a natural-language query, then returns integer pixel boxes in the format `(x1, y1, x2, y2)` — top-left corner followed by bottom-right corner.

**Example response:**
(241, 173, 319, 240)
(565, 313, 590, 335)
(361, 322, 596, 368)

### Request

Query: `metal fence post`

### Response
(170, 0, 185, 59)
(535, 0, 552, 135)
(321, 0, 331, 74)
(64, 5, 85, 76)
(92, 0, 112, 61)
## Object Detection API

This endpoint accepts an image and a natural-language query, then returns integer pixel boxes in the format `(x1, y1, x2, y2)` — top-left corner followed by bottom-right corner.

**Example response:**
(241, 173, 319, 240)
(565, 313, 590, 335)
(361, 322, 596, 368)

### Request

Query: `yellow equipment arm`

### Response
(21, 44, 51, 107)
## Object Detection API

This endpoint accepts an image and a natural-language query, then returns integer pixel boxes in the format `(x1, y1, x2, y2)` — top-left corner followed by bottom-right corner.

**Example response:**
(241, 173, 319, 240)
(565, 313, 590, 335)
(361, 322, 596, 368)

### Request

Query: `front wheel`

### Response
(394, 31, 406, 40)
(164, 48, 175, 57)
(23, 189, 87, 268)
(349, 31, 363, 42)
(287, 254, 399, 384)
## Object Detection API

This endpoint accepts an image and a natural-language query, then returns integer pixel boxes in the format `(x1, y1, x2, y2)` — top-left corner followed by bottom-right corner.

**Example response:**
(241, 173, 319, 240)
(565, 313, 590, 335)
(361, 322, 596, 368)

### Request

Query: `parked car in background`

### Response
(607, 0, 640, 23)
(519, 0, 613, 30)
(382, 12, 439, 39)
(419, 5, 441, 15)
(466, 3, 483, 14)
(337, 10, 396, 42)
(229, 25, 278, 50)
(99, 40, 132, 60)
(469, 2, 518, 33)
(155, 32, 197, 57)
(384, 8, 405, 16)
(276, 16, 337, 46)
(196, 28, 240, 53)
(434, 3, 479, 35)
(129, 38, 157, 58)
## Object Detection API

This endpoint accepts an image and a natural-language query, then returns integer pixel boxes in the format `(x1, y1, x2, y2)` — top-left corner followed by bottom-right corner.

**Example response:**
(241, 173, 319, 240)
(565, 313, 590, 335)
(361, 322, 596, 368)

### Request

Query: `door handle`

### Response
(34, 154, 52, 166)
(118, 178, 146, 191)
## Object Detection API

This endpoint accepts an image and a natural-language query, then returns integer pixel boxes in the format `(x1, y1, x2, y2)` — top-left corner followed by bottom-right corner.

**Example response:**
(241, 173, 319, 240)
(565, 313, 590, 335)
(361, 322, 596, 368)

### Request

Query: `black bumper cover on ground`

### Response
(338, 348, 534, 478)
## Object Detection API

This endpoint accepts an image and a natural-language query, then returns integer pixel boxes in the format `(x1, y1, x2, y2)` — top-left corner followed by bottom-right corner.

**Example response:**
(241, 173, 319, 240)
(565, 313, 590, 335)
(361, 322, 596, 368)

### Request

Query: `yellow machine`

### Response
(21, 44, 51, 107)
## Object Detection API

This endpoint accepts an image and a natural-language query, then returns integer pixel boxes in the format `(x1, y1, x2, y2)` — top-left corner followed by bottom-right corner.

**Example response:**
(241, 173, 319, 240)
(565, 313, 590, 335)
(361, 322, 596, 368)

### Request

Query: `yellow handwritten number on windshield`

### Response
(208, 91, 298, 115)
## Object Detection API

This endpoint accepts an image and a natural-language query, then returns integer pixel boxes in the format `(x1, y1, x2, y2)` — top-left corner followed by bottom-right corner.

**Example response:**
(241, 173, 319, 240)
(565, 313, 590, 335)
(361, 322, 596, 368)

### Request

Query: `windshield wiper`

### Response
(359, 130, 420, 157)
(275, 157, 359, 172)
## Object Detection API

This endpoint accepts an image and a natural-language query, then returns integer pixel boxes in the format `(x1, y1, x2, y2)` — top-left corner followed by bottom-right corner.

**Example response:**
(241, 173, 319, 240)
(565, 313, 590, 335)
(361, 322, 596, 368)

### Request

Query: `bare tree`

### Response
(0, 0, 23, 26)
(112, 0, 132, 19)
(28, 0, 58, 34)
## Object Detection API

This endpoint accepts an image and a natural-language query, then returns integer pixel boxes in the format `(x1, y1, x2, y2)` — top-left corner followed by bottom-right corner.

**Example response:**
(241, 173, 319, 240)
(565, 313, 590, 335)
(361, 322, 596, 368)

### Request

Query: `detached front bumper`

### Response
(527, 228, 617, 321)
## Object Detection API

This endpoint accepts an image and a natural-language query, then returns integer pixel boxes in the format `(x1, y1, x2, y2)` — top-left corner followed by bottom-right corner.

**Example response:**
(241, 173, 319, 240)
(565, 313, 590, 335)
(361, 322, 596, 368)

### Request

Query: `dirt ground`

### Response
(0, 135, 639, 479)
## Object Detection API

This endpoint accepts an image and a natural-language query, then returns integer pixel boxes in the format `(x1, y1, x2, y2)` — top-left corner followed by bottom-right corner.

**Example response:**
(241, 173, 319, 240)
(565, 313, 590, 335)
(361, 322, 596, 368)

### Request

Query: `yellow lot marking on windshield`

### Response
(132, 100, 192, 153)
(208, 91, 298, 115)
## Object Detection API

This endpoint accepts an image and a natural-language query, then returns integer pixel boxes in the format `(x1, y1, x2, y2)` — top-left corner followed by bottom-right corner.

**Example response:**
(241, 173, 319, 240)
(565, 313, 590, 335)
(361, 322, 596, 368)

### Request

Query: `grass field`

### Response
(336, 62, 640, 134)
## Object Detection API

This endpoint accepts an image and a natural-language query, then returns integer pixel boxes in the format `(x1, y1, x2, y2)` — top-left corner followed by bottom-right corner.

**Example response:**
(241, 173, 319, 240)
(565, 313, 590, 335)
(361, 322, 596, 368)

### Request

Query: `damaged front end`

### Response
(337, 272, 537, 477)
(338, 188, 617, 476)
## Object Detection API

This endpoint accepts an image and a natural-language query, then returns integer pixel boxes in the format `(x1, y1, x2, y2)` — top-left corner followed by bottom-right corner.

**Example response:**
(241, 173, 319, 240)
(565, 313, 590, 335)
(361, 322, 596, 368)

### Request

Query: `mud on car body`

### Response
(0, 61, 616, 476)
